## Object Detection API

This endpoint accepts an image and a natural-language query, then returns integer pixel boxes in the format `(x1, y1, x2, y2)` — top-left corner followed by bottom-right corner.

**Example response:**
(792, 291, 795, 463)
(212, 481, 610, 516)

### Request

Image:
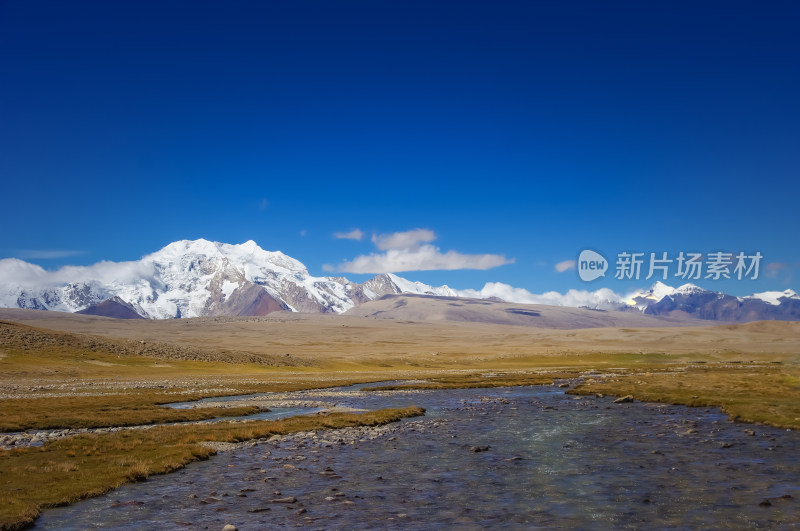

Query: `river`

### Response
(35, 383, 799, 529)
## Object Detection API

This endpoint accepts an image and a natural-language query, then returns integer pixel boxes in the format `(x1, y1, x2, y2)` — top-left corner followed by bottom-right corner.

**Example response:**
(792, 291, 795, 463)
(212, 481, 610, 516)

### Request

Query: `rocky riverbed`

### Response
(35, 384, 800, 529)
(0, 402, 330, 450)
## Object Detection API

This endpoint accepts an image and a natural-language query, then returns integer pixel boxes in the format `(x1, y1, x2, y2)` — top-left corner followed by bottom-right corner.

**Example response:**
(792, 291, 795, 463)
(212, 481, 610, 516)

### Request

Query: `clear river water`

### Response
(34, 383, 799, 530)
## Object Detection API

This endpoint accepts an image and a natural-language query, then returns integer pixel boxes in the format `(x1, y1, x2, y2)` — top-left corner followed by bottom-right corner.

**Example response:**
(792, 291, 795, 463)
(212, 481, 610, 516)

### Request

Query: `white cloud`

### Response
(456, 282, 626, 309)
(55, 260, 156, 286)
(0, 259, 50, 288)
(0, 257, 155, 289)
(333, 229, 364, 240)
(333, 244, 514, 274)
(371, 229, 435, 250)
(329, 228, 513, 273)
(554, 260, 576, 273)
(15, 249, 86, 259)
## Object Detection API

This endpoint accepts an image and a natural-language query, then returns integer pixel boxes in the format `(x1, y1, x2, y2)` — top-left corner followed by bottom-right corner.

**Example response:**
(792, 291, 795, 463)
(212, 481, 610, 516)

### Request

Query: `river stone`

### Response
(222, 526, 238, 531)
(614, 395, 634, 404)
(270, 496, 297, 503)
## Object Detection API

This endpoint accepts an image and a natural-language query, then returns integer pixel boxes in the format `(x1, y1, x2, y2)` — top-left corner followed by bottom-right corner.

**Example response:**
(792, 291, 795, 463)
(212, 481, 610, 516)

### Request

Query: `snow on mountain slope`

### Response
(0, 240, 366, 318)
(625, 282, 711, 310)
(745, 289, 800, 306)
(641, 284, 800, 322)
(648, 281, 677, 300)
(625, 281, 677, 309)
(673, 283, 707, 296)
(385, 273, 457, 297)
(1, 240, 797, 323)
(0, 261, 111, 313)
(360, 273, 457, 299)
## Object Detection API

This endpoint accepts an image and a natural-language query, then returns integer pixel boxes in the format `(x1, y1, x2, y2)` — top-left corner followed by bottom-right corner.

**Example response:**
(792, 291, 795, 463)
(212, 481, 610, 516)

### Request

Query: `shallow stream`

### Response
(35, 384, 799, 529)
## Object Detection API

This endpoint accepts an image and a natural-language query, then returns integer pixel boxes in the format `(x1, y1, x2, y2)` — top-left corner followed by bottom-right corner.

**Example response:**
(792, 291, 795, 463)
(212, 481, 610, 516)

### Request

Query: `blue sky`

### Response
(1, 1, 798, 297)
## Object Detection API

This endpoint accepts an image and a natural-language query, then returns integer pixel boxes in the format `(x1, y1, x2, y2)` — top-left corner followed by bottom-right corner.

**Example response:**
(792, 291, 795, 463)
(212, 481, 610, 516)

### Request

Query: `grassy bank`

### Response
(361, 371, 578, 391)
(0, 393, 263, 431)
(0, 377, 398, 432)
(569, 364, 800, 429)
(0, 406, 424, 531)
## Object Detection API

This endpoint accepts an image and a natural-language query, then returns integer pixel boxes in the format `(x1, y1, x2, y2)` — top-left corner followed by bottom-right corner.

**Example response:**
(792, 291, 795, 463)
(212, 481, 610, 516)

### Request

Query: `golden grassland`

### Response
(361, 372, 579, 391)
(2, 317, 798, 433)
(4, 311, 799, 371)
(0, 407, 424, 531)
(570, 363, 800, 429)
(0, 393, 262, 432)
(0, 313, 799, 529)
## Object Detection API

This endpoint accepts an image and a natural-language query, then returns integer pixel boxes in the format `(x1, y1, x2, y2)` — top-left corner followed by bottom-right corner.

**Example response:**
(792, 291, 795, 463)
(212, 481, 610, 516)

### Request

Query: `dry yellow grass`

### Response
(2, 311, 798, 372)
(570, 363, 800, 429)
(362, 372, 579, 391)
(0, 393, 263, 431)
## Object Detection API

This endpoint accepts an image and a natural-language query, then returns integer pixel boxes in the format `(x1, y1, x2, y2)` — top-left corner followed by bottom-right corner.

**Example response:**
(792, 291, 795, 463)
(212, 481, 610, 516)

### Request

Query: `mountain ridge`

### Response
(1, 239, 797, 323)
(344, 293, 698, 329)
(0, 239, 449, 319)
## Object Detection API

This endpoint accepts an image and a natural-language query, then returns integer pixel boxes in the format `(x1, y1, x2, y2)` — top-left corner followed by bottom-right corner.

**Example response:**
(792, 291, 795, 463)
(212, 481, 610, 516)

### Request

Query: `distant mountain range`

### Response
(1, 239, 797, 323)
(626, 281, 800, 322)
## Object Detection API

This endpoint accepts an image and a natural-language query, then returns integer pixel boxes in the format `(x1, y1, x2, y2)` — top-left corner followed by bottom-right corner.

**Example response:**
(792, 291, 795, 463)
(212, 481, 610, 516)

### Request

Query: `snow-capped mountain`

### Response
(0, 239, 373, 318)
(626, 281, 677, 309)
(745, 289, 800, 306)
(0, 240, 797, 323)
(0, 239, 464, 319)
(626, 281, 705, 310)
(361, 273, 457, 299)
(627, 282, 800, 322)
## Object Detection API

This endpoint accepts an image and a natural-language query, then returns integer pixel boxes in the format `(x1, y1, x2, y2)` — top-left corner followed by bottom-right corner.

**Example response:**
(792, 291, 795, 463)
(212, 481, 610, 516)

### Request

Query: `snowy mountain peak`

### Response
(0, 239, 468, 319)
(674, 283, 706, 295)
(153, 238, 220, 258)
(359, 273, 457, 300)
(386, 273, 458, 297)
(746, 289, 800, 306)
(624, 282, 716, 312)
(149, 239, 307, 274)
(0, 239, 352, 318)
(625, 281, 676, 309)
(1, 239, 797, 323)
(648, 281, 677, 300)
